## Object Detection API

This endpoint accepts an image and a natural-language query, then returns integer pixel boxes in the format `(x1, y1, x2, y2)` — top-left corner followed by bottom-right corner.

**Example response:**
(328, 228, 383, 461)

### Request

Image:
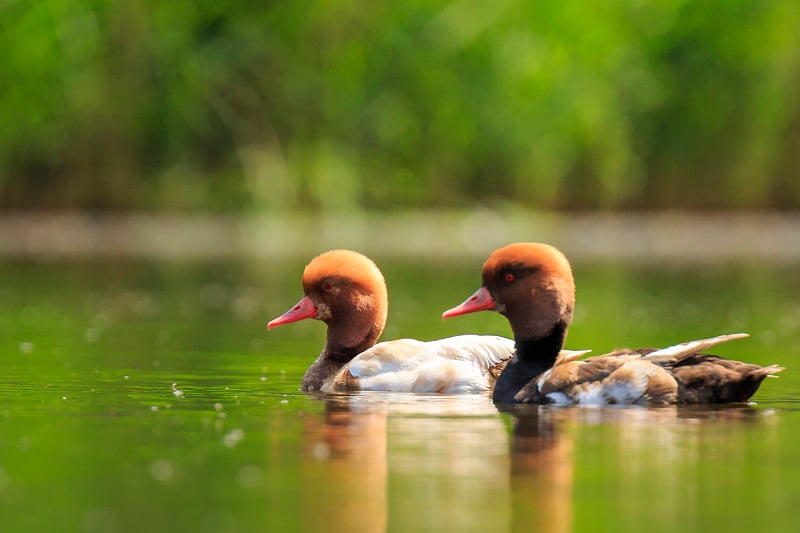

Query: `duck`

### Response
(442, 242, 784, 405)
(267, 249, 521, 393)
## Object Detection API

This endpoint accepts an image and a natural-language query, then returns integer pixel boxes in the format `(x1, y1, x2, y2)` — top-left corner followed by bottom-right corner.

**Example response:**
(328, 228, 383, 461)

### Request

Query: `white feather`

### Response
(555, 349, 592, 364)
(545, 392, 571, 405)
(643, 333, 749, 361)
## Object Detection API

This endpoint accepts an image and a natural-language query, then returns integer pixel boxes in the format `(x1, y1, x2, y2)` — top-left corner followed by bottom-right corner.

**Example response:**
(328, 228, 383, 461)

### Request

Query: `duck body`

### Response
(323, 335, 514, 394)
(511, 334, 782, 405)
(268, 249, 515, 393)
(443, 243, 783, 405)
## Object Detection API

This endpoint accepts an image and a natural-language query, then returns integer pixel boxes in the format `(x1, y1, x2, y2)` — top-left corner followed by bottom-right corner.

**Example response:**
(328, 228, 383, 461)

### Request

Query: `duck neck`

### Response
(300, 323, 382, 392)
(493, 321, 568, 404)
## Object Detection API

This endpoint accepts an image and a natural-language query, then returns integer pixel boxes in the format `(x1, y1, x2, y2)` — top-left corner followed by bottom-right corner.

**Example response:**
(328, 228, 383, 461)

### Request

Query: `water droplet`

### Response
(223, 428, 244, 448)
(149, 459, 175, 482)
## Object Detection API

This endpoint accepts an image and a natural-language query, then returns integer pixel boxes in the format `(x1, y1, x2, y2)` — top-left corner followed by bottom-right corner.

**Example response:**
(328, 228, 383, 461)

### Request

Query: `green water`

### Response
(1, 258, 799, 532)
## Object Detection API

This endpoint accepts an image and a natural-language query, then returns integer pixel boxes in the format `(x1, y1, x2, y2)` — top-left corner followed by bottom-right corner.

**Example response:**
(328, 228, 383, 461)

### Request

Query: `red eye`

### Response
(323, 282, 334, 292)
(504, 273, 515, 283)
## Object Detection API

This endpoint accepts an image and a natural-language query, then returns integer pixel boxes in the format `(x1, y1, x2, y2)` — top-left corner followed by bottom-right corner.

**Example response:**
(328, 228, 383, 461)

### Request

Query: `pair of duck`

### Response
(268, 243, 782, 404)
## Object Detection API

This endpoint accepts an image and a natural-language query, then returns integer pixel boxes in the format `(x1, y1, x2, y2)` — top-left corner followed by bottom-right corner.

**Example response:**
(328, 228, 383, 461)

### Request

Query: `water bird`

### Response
(442, 242, 783, 404)
(268, 249, 519, 393)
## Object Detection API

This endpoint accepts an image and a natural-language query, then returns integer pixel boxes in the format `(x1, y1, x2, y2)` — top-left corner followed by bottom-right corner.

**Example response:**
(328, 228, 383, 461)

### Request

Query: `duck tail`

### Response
(756, 364, 784, 378)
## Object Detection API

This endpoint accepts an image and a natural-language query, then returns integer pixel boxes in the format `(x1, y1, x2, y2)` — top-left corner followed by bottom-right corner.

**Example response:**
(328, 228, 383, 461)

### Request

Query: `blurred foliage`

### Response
(0, 0, 799, 212)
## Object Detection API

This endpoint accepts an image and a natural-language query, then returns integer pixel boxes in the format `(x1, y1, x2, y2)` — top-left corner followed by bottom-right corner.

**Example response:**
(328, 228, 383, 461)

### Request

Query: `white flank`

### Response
(546, 360, 664, 405)
(335, 335, 515, 394)
(545, 392, 571, 405)
(571, 378, 647, 405)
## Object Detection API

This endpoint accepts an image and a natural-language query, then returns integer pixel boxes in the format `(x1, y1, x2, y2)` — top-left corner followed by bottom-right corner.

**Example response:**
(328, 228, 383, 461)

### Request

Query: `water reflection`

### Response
(506, 404, 776, 532)
(301, 397, 388, 532)
(301, 393, 509, 531)
(299, 396, 776, 532)
(506, 408, 574, 533)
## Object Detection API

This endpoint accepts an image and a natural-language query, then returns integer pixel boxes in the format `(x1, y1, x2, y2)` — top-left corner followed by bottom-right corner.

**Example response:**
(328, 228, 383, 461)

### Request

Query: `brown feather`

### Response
(673, 355, 783, 402)
(328, 368, 361, 393)
(488, 360, 508, 380)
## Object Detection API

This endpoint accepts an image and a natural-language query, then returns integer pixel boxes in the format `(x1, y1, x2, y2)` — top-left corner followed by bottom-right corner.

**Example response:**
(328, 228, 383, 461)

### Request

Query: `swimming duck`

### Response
(442, 242, 783, 404)
(268, 249, 517, 393)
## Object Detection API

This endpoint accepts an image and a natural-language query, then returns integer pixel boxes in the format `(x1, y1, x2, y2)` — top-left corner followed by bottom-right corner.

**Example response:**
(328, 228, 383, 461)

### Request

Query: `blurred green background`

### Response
(2, 0, 799, 213)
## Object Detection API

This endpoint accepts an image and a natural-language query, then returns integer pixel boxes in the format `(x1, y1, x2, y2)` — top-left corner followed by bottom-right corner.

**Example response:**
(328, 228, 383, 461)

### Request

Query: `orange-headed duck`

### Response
(442, 242, 783, 404)
(268, 249, 520, 393)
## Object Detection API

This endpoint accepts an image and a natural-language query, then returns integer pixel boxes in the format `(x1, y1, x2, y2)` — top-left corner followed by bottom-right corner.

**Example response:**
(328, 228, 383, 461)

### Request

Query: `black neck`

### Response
(300, 325, 381, 392)
(301, 344, 362, 392)
(515, 320, 567, 362)
(493, 321, 568, 404)
(323, 343, 363, 364)
(325, 321, 382, 362)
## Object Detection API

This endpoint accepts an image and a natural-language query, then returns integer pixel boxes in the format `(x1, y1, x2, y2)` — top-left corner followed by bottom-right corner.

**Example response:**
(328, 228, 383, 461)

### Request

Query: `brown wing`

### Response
(525, 353, 636, 399)
(672, 354, 783, 403)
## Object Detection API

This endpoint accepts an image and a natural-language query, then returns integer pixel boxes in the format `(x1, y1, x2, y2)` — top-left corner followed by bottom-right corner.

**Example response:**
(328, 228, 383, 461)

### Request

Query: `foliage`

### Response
(0, 0, 799, 211)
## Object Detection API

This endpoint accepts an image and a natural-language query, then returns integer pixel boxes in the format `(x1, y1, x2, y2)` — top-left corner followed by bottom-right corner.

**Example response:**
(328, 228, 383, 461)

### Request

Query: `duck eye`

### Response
(323, 281, 334, 292)
(503, 273, 515, 283)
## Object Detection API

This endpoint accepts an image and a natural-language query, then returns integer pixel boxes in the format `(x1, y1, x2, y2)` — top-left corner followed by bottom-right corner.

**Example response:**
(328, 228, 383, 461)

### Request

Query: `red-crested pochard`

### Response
(268, 249, 526, 393)
(442, 242, 783, 404)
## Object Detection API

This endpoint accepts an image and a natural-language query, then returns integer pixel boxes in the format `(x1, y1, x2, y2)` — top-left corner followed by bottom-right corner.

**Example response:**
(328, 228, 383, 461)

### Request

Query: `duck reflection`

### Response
(384, 395, 510, 531)
(299, 394, 774, 532)
(301, 396, 388, 533)
(504, 406, 574, 533)
(505, 403, 774, 532)
(301, 393, 510, 532)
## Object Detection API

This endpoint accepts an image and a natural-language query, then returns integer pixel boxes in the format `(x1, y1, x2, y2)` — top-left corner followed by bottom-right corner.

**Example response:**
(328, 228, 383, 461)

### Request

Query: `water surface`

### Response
(1, 258, 798, 531)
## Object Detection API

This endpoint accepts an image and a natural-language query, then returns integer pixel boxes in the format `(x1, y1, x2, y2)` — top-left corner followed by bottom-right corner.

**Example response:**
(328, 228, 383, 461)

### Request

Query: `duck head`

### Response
(268, 249, 388, 356)
(442, 243, 575, 342)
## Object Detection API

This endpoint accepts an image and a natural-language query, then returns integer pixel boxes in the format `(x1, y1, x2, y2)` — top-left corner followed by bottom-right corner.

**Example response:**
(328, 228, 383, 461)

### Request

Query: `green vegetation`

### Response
(1, 1, 799, 211)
